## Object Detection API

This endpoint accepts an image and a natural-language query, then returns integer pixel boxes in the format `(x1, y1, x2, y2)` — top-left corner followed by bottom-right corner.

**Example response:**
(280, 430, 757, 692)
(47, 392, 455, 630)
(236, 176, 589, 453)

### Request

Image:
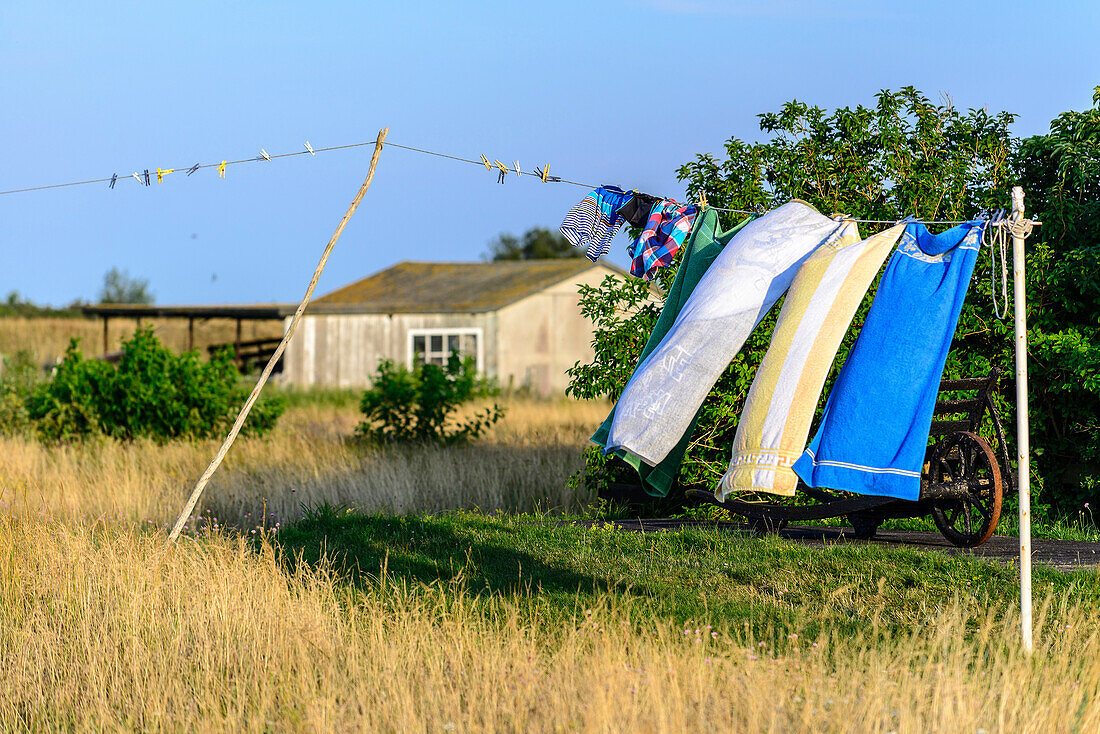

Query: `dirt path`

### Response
(579, 519, 1100, 571)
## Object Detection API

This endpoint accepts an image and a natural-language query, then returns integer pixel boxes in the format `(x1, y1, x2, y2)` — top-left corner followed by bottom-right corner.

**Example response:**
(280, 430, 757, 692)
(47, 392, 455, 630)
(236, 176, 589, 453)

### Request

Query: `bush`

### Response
(355, 354, 504, 445)
(0, 351, 42, 436)
(22, 327, 284, 442)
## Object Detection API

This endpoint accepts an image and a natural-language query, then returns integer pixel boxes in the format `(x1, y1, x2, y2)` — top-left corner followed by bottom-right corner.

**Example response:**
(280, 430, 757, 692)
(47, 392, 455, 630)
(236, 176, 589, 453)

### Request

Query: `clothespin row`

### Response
(533, 164, 559, 183)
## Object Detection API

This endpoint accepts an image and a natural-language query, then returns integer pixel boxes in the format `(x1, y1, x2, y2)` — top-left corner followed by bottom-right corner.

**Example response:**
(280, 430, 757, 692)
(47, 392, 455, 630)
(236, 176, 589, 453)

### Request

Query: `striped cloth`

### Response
(605, 200, 847, 468)
(719, 221, 905, 499)
(559, 186, 632, 261)
(791, 221, 986, 501)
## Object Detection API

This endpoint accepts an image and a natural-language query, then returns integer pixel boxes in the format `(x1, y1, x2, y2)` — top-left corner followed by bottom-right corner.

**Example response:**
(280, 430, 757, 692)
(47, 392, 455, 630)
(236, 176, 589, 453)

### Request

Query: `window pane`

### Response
(430, 335, 443, 351)
(413, 336, 425, 355)
(429, 354, 445, 366)
(447, 335, 460, 353)
(461, 334, 477, 354)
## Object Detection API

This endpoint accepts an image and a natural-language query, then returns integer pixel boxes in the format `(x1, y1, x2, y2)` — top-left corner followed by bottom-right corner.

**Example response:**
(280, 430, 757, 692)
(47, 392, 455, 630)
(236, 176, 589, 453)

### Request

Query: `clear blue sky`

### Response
(3, 1, 1097, 306)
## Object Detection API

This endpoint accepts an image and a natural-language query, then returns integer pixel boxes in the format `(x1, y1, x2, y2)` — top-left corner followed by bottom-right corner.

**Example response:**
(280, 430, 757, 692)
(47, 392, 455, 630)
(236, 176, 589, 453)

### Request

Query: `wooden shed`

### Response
(280, 259, 627, 395)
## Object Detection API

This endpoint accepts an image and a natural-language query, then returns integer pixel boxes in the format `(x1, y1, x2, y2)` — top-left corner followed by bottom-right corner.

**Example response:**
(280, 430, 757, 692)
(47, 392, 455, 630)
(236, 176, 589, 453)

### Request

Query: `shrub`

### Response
(23, 327, 284, 442)
(0, 351, 42, 436)
(356, 354, 504, 445)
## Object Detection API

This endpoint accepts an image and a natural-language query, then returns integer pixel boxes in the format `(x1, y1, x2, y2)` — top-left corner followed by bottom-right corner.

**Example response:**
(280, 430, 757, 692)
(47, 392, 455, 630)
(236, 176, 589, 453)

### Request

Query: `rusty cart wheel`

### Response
(929, 431, 1003, 548)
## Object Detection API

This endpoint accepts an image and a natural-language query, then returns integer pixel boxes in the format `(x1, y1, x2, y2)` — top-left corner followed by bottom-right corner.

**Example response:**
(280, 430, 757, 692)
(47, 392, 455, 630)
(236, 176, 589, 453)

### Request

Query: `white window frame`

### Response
(407, 327, 484, 372)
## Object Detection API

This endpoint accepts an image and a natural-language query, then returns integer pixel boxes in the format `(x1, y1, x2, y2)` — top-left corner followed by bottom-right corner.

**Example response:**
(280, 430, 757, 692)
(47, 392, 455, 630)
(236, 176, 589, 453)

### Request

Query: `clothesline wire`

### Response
(0, 134, 1041, 227)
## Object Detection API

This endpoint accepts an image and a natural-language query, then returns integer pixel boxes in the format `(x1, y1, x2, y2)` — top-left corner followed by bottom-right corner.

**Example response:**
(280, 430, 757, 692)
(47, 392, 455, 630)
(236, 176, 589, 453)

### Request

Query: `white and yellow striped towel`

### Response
(719, 221, 906, 498)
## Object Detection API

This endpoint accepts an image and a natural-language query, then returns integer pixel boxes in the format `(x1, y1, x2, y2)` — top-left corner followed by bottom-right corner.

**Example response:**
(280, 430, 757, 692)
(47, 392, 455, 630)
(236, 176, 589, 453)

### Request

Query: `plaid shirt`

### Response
(629, 202, 699, 280)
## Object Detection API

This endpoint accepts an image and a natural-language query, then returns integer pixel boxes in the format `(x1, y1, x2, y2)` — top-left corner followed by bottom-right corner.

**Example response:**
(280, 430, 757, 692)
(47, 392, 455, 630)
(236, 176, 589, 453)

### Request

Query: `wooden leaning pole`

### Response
(166, 127, 389, 543)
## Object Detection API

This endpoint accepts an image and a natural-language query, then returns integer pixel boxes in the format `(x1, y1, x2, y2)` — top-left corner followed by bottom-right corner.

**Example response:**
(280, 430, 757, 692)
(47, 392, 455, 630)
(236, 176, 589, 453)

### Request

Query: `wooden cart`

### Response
(687, 367, 1014, 547)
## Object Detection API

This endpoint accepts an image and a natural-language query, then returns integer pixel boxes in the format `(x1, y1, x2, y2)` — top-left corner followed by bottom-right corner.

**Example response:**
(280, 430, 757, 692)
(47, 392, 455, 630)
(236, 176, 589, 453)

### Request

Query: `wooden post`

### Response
(1011, 186, 1033, 654)
(235, 318, 243, 370)
(102, 317, 109, 354)
(167, 127, 389, 543)
(187, 317, 195, 351)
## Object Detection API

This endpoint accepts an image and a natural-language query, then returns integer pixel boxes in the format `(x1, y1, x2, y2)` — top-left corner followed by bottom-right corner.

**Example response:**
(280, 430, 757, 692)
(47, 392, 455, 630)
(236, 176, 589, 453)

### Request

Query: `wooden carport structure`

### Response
(81, 303, 295, 369)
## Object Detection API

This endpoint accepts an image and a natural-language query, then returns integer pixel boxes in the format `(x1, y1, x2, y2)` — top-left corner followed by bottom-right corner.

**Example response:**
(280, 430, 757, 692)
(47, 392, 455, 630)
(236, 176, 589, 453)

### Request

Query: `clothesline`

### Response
(0, 134, 1041, 227)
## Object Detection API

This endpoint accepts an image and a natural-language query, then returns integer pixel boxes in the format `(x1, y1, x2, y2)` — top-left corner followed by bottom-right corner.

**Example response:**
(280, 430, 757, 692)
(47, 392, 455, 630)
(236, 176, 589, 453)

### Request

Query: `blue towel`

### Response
(791, 220, 986, 501)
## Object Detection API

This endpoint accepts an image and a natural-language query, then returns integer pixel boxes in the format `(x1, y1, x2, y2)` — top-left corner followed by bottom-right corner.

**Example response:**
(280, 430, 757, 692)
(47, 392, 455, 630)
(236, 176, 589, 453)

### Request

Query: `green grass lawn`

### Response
(276, 508, 1100, 642)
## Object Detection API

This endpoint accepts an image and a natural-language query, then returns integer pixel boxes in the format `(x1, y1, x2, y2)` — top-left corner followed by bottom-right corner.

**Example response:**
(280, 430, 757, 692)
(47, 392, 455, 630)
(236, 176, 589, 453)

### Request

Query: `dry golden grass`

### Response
(1, 514, 1097, 732)
(0, 398, 608, 532)
(3, 396, 1097, 731)
(0, 316, 283, 362)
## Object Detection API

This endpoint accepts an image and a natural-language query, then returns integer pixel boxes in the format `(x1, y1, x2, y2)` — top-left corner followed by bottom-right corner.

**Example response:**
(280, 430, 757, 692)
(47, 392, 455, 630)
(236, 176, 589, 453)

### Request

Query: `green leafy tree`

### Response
(1007, 87, 1100, 510)
(99, 267, 154, 304)
(569, 88, 1021, 502)
(356, 354, 504, 445)
(485, 227, 580, 260)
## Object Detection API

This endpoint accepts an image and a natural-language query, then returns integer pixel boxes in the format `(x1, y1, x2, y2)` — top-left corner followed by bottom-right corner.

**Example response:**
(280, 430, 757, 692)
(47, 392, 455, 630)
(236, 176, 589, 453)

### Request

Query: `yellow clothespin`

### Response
(494, 159, 509, 175)
(217, 161, 227, 179)
(696, 190, 708, 209)
(480, 154, 492, 171)
(541, 164, 549, 183)
(156, 167, 173, 183)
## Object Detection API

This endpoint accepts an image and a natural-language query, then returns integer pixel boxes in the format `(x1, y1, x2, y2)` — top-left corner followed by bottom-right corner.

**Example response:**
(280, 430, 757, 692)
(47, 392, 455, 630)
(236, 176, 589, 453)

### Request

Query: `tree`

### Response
(1007, 87, 1100, 511)
(99, 267, 154, 304)
(568, 88, 1023, 505)
(484, 227, 580, 260)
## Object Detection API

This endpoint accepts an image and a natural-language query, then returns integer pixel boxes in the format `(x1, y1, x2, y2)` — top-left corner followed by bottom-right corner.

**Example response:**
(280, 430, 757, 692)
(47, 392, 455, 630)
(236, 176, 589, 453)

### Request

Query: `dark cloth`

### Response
(616, 193, 659, 228)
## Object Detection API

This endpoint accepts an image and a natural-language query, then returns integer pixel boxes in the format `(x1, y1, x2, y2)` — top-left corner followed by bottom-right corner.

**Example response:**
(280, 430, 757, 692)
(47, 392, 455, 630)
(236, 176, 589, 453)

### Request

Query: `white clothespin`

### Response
(259, 148, 271, 162)
(132, 172, 143, 185)
(304, 141, 315, 156)
(513, 160, 522, 176)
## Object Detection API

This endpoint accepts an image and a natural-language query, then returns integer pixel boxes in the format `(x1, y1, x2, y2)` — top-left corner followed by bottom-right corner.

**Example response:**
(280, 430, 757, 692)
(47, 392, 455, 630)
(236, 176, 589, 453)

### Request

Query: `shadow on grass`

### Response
(274, 505, 643, 602)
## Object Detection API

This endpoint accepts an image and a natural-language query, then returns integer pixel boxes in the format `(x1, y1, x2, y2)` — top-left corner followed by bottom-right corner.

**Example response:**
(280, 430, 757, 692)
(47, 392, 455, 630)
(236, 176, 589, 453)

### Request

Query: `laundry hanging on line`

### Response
(602, 200, 850, 469)
(558, 187, 698, 280)
(628, 201, 699, 280)
(719, 220, 906, 499)
(616, 192, 659, 228)
(791, 220, 986, 501)
(590, 207, 757, 497)
(559, 186, 632, 262)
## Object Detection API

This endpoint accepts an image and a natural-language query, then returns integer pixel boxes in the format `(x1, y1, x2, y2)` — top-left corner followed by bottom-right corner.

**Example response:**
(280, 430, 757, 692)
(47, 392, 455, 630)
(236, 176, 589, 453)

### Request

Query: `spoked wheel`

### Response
(929, 431, 1003, 547)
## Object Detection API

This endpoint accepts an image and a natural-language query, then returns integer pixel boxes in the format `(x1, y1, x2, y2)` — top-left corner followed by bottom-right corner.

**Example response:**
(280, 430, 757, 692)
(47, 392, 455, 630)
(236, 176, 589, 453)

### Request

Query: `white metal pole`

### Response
(1010, 185, 1033, 654)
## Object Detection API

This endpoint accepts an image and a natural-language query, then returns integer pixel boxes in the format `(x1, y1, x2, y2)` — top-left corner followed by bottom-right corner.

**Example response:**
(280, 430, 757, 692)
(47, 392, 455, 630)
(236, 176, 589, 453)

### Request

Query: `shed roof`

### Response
(309, 259, 613, 314)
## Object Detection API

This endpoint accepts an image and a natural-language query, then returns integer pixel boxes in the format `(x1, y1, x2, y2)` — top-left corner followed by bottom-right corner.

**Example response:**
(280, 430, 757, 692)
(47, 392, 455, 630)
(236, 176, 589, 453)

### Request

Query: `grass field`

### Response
(2, 393, 1099, 730)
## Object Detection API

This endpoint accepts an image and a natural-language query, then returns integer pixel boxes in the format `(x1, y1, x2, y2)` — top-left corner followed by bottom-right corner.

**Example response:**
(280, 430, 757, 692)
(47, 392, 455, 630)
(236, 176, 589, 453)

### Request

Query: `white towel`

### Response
(605, 200, 847, 467)
(719, 222, 905, 499)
